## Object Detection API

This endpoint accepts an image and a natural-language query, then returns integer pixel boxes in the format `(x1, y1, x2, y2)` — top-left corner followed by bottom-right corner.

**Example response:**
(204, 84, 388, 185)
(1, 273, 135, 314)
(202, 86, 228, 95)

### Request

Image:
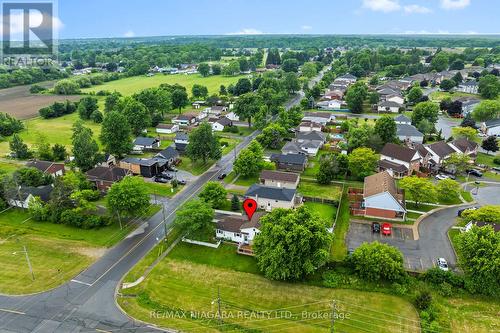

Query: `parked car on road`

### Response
(457, 206, 480, 217)
(435, 174, 449, 180)
(466, 169, 483, 177)
(218, 173, 227, 180)
(160, 172, 173, 180)
(381, 223, 392, 236)
(153, 176, 169, 183)
(372, 222, 380, 233)
(177, 179, 187, 185)
(437, 258, 449, 271)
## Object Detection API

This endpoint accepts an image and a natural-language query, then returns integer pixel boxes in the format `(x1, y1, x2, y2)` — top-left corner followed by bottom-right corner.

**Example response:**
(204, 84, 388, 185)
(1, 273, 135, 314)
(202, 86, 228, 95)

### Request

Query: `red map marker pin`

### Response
(243, 198, 257, 220)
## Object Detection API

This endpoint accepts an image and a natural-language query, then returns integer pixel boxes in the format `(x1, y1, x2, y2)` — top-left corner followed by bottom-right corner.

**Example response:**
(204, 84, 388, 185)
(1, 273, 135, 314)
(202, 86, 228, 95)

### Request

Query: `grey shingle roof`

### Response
(428, 141, 456, 158)
(19, 185, 53, 202)
(296, 131, 325, 142)
(134, 137, 157, 146)
(271, 153, 307, 166)
(396, 124, 424, 137)
(485, 118, 500, 128)
(156, 146, 179, 160)
(245, 184, 296, 202)
(394, 114, 411, 123)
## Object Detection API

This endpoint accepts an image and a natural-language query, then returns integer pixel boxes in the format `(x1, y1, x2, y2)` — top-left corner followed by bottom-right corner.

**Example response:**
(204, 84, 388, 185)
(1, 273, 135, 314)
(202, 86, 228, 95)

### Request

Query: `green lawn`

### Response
(303, 202, 337, 224)
(119, 243, 419, 333)
(0, 113, 101, 156)
(0, 160, 21, 174)
(429, 91, 482, 102)
(461, 190, 474, 203)
(330, 187, 349, 261)
(220, 137, 241, 155)
(476, 152, 499, 167)
(143, 180, 182, 198)
(233, 174, 259, 186)
(177, 156, 213, 175)
(82, 73, 247, 96)
(298, 180, 342, 201)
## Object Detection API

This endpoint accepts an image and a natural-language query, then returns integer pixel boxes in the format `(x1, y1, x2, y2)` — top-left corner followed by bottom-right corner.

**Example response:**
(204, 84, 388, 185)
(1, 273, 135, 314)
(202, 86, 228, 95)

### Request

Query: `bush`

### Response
(392, 282, 408, 296)
(494, 157, 500, 165)
(30, 84, 46, 93)
(414, 290, 432, 311)
(422, 267, 464, 288)
(438, 282, 453, 297)
(60, 209, 109, 229)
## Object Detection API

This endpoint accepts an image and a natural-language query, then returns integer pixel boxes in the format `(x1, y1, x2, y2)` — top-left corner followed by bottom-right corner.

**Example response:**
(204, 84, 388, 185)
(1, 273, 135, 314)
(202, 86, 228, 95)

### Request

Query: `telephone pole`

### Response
(330, 299, 336, 333)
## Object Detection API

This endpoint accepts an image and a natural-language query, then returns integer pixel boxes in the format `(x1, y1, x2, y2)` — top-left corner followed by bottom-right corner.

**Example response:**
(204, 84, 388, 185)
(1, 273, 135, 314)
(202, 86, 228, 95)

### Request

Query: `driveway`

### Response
(464, 183, 500, 206)
(436, 115, 461, 139)
(347, 205, 471, 272)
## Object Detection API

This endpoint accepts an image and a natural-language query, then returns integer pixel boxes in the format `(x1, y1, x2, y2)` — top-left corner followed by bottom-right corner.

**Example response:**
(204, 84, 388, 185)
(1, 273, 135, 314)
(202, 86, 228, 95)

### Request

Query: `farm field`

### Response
(0, 81, 80, 119)
(119, 243, 420, 333)
(82, 73, 248, 96)
(0, 113, 101, 156)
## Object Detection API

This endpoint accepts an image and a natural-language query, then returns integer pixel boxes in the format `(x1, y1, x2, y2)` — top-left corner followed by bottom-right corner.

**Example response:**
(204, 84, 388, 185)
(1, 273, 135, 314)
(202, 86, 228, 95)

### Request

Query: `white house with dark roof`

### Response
(215, 212, 265, 244)
(394, 114, 411, 125)
(298, 121, 322, 133)
(397, 124, 424, 144)
(378, 101, 401, 113)
(425, 141, 457, 166)
(245, 184, 298, 211)
(156, 123, 179, 134)
(456, 81, 479, 94)
(259, 170, 299, 189)
(481, 119, 500, 136)
(386, 94, 405, 106)
(8, 185, 53, 209)
(211, 117, 233, 132)
(303, 112, 335, 125)
(133, 137, 160, 151)
(449, 138, 478, 158)
(378, 143, 421, 178)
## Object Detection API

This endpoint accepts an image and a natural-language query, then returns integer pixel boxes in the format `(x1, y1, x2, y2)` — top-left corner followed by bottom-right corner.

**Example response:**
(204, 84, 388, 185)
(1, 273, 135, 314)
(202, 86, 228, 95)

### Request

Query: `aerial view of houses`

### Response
(0, 2, 498, 333)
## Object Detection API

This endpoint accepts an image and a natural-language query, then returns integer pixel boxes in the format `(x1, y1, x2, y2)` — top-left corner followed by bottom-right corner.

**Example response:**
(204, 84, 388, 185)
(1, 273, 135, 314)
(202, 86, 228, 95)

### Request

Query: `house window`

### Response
(234, 233, 241, 237)
(216, 229, 222, 234)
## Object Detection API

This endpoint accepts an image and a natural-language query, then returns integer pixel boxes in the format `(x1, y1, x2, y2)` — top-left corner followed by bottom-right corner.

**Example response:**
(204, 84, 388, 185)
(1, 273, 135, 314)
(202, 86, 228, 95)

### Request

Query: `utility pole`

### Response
(330, 299, 336, 333)
(14, 245, 35, 281)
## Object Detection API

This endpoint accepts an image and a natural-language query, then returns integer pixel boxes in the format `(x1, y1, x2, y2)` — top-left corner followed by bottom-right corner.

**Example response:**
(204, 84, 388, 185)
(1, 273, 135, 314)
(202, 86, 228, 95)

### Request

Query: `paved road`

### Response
(347, 204, 472, 272)
(0, 69, 328, 333)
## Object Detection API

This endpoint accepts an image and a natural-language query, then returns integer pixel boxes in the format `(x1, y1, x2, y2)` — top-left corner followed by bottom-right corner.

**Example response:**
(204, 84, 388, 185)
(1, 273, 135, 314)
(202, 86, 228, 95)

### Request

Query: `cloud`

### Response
(440, 0, 471, 10)
(123, 30, 135, 38)
(301, 25, 312, 31)
(362, 0, 401, 12)
(403, 4, 432, 14)
(227, 28, 263, 35)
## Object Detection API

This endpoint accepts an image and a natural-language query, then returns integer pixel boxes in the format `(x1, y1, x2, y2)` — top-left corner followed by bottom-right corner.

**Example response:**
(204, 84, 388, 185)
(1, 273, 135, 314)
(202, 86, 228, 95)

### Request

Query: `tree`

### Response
(472, 100, 500, 122)
(51, 143, 67, 161)
(407, 86, 423, 104)
(369, 92, 380, 105)
(222, 60, 241, 76)
(482, 136, 499, 155)
(478, 74, 500, 99)
(301, 62, 317, 78)
(9, 134, 31, 159)
(122, 98, 151, 135)
(412, 101, 439, 127)
(417, 119, 433, 135)
(282, 72, 300, 94)
(347, 124, 372, 151)
(345, 82, 368, 114)
(450, 59, 465, 70)
(446, 100, 463, 117)
(0, 112, 23, 136)
(34, 133, 52, 160)
(452, 72, 463, 85)
(456, 225, 500, 296)
(348, 147, 378, 179)
(452, 126, 477, 141)
(234, 142, 264, 178)
(431, 52, 449, 72)
(134, 88, 172, 116)
(197, 63, 210, 77)
(461, 113, 476, 128)
(253, 206, 331, 281)
(440, 79, 456, 92)
(231, 194, 240, 211)
(443, 153, 470, 175)
(199, 182, 227, 209)
(191, 84, 209, 99)
(436, 179, 461, 203)
(281, 58, 299, 73)
(107, 176, 150, 227)
(72, 122, 100, 172)
(316, 153, 340, 184)
(53, 79, 80, 95)
(233, 93, 263, 127)
(350, 242, 406, 282)
(461, 205, 500, 224)
(399, 176, 437, 207)
(77, 96, 99, 120)
(219, 85, 227, 95)
(256, 123, 286, 149)
(171, 88, 189, 114)
(100, 111, 133, 157)
(234, 78, 252, 95)
(211, 64, 222, 75)
(186, 122, 222, 163)
(104, 92, 121, 113)
(13, 167, 52, 187)
(374, 116, 396, 144)
(174, 199, 214, 235)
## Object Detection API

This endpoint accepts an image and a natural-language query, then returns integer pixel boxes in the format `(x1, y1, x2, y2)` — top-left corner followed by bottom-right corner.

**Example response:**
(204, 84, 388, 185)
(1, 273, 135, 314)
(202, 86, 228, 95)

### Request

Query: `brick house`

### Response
(85, 167, 131, 192)
(26, 160, 65, 177)
(378, 143, 421, 178)
(362, 171, 406, 219)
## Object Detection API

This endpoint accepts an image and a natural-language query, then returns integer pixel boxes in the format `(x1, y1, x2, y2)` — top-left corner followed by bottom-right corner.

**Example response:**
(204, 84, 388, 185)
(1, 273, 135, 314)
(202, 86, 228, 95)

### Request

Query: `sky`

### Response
(50, 0, 500, 38)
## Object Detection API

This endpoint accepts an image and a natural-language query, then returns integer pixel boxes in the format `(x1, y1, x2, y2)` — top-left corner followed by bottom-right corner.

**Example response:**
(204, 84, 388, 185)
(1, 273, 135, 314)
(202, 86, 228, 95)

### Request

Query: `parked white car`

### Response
(437, 258, 449, 271)
(435, 174, 449, 180)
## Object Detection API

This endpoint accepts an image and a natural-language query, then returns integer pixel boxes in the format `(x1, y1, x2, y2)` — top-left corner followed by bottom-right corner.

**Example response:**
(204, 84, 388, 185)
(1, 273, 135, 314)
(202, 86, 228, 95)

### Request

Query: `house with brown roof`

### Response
(449, 138, 478, 158)
(215, 212, 265, 245)
(85, 166, 131, 192)
(26, 160, 65, 177)
(363, 171, 406, 219)
(426, 141, 457, 167)
(259, 170, 299, 189)
(378, 143, 421, 178)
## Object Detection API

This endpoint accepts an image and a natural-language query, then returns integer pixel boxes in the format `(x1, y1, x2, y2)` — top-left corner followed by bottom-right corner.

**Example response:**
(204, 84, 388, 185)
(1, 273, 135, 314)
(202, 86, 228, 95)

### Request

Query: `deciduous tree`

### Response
(72, 122, 100, 172)
(399, 176, 437, 207)
(186, 122, 222, 163)
(348, 147, 378, 179)
(481, 136, 499, 155)
(199, 181, 227, 209)
(350, 242, 406, 282)
(107, 176, 150, 227)
(100, 111, 133, 157)
(374, 115, 396, 144)
(174, 199, 214, 235)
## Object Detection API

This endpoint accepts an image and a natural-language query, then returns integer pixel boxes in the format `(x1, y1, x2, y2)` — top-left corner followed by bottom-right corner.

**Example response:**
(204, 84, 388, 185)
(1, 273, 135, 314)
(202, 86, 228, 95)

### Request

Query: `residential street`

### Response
(0, 71, 327, 333)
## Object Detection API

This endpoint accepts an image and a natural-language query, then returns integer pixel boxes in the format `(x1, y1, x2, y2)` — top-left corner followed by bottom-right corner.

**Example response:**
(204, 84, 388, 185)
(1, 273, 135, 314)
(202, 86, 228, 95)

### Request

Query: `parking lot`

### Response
(346, 221, 442, 272)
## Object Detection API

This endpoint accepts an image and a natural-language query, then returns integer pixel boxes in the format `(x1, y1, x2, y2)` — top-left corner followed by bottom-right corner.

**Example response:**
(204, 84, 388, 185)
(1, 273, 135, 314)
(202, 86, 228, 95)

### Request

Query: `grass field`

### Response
(330, 187, 349, 261)
(0, 113, 101, 156)
(82, 73, 247, 96)
(119, 243, 420, 333)
(178, 156, 213, 175)
(143, 180, 183, 198)
(303, 202, 337, 223)
(298, 180, 342, 201)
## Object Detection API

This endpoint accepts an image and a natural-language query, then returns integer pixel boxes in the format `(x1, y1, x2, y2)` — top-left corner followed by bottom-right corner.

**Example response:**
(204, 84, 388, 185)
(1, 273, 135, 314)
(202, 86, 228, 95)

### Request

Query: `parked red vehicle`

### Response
(381, 223, 392, 236)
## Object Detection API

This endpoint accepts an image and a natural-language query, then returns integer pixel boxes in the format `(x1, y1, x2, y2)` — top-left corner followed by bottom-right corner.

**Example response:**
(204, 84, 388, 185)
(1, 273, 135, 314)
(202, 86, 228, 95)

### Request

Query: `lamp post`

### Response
(13, 245, 34, 281)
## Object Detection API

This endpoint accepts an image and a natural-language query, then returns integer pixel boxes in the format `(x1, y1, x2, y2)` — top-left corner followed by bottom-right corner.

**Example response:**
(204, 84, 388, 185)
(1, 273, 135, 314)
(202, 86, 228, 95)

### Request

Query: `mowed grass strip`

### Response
(82, 73, 247, 96)
(298, 180, 342, 201)
(119, 258, 420, 333)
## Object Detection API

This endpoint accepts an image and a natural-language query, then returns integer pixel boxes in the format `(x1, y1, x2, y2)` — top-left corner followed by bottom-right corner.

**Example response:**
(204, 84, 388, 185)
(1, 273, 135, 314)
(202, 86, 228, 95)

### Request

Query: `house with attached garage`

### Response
(362, 171, 406, 220)
(397, 123, 424, 144)
(449, 138, 478, 158)
(297, 121, 322, 133)
(25, 160, 65, 177)
(386, 94, 405, 106)
(394, 114, 411, 125)
(133, 137, 160, 151)
(85, 166, 130, 192)
(245, 184, 299, 211)
(156, 123, 179, 134)
(425, 141, 457, 168)
(321, 90, 344, 101)
(155, 146, 180, 166)
(377, 101, 401, 113)
(302, 112, 335, 126)
(225, 111, 240, 122)
(316, 99, 342, 110)
(119, 157, 167, 178)
(172, 113, 197, 126)
(203, 105, 227, 117)
(480, 118, 500, 136)
(8, 185, 53, 209)
(296, 131, 326, 144)
(378, 143, 421, 178)
(215, 212, 265, 245)
(174, 132, 189, 152)
(210, 117, 233, 132)
(282, 140, 322, 157)
(259, 170, 299, 189)
(270, 153, 308, 172)
(335, 73, 357, 85)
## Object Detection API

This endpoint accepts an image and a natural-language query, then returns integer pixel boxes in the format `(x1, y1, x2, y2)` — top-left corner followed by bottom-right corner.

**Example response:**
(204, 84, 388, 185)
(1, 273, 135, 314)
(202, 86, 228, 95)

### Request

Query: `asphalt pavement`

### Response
(0, 69, 329, 333)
